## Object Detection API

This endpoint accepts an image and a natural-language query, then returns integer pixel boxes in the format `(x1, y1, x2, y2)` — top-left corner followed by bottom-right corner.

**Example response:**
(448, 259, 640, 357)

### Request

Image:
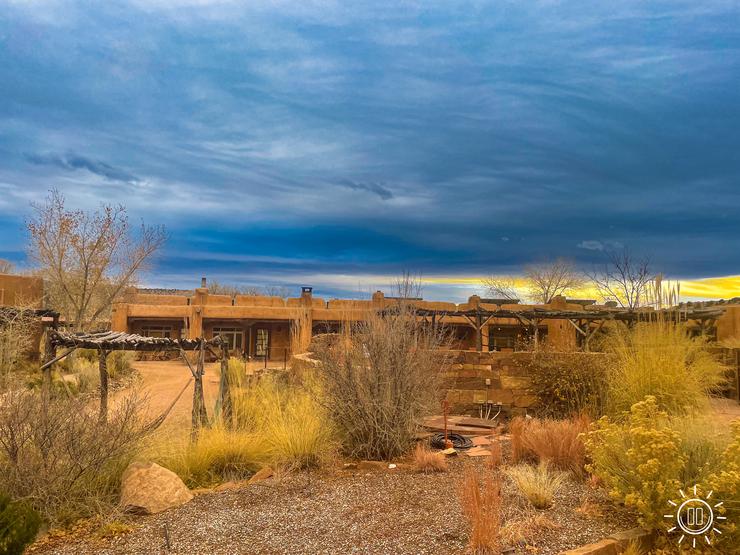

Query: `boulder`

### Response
(248, 466, 274, 484)
(120, 462, 193, 515)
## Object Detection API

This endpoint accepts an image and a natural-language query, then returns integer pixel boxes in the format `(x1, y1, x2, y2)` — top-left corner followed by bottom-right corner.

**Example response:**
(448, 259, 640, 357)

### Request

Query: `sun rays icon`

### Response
(665, 485, 727, 548)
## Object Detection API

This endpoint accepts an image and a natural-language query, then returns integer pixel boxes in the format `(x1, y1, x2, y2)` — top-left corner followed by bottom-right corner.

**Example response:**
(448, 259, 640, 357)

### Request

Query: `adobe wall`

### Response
(0, 274, 44, 307)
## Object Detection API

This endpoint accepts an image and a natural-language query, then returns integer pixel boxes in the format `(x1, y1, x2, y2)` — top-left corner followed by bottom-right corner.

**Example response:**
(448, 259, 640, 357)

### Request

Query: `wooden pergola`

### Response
(409, 305, 727, 352)
(42, 329, 232, 439)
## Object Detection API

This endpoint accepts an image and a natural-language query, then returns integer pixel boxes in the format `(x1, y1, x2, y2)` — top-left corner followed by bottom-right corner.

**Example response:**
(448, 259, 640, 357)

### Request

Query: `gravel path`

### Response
(31, 459, 634, 555)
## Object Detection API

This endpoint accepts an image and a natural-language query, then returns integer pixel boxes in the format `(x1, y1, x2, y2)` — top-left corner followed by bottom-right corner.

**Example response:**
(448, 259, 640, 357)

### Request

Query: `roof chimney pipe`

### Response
(201, 277, 207, 288)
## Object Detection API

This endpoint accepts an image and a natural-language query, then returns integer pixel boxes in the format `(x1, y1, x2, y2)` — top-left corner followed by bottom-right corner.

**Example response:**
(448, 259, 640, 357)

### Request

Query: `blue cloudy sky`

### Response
(1, 1, 739, 300)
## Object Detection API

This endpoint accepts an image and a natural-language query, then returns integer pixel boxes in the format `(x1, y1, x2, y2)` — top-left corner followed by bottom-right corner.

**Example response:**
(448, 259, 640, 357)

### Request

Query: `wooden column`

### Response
(191, 340, 208, 441)
(41, 316, 58, 404)
(475, 310, 483, 352)
(218, 343, 232, 428)
(98, 349, 109, 422)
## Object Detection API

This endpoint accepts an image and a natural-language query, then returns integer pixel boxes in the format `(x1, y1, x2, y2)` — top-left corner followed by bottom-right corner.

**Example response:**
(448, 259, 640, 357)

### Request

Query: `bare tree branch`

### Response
(585, 248, 653, 309)
(26, 190, 167, 330)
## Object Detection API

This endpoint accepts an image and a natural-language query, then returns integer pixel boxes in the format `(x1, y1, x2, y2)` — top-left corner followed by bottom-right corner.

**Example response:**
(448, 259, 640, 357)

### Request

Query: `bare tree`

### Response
(0, 305, 37, 386)
(482, 259, 582, 305)
(0, 259, 14, 274)
(481, 276, 520, 302)
(523, 258, 584, 304)
(27, 190, 167, 330)
(586, 248, 653, 309)
(207, 281, 292, 298)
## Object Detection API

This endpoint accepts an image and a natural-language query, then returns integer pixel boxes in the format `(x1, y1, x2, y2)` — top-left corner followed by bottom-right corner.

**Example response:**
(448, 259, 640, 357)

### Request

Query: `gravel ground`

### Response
(31, 458, 634, 555)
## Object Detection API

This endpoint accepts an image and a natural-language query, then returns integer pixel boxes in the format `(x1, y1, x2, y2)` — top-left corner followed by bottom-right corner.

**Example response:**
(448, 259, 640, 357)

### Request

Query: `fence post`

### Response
(98, 349, 109, 422)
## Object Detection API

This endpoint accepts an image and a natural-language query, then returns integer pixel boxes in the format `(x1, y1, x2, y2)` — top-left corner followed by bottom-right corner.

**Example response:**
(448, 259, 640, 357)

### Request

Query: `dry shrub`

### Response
(0, 305, 38, 386)
(509, 417, 531, 464)
(512, 415, 589, 476)
(501, 513, 560, 547)
(525, 352, 609, 418)
(488, 440, 502, 469)
(0, 390, 149, 525)
(604, 320, 725, 417)
(316, 304, 452, 460)
(460, 468, 501, 554)
(575, 498, 604, 519)
(413, 443, 447, 473)
(506, 462, 567, 510)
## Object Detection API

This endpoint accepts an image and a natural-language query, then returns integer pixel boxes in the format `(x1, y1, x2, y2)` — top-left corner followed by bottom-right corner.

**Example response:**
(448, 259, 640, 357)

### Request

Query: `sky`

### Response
(1, 0, 740, 301)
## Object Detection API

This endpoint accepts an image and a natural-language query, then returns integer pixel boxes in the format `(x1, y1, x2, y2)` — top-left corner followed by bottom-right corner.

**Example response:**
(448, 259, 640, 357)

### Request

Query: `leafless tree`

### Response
(481, 276, 520, 302)
(0, 305, 37, 386)
(27, 190, 167, 330)
(483, 259, 582, 304)
(586, 248, 653, 309)
(0, 259, 14, 274)
(523, 258, 584, 304)
(207, 281, 291, 298)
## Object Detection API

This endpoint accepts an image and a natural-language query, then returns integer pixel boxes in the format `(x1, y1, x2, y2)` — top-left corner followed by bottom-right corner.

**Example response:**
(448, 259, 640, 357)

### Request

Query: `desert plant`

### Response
(603, 321, 725, 417)
(0, 304, 38, 386)
(488, 440, 502, 469)
(460, 468, 501, 554)
(704, 419, 740, 549)
(501, 513, 560, 548)
(231, 374, 334, 469)
(316, 304, 452, 460)
(156, 427, 268, 487)
(506, 462, 567, 509)
(0, 390, 149, 524)
(512, 415, 590, 476)
(107, 351, 135, 380)
(584, 396, 685, 529)
(525, 352, 609, 418)
(509, 417, 532, 464)
(0, 493, 41, 555)
(413, 444, 447, 473)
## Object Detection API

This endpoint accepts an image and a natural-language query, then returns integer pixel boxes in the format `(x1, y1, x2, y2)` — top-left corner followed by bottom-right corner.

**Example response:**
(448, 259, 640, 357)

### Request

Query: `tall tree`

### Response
(586, 248, 653, 309)
(484, 258, 583, 304)
(27, 190, 167, 330)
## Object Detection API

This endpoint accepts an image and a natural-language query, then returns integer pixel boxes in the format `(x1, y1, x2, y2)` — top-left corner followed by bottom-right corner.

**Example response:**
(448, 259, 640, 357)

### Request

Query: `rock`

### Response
(357, 461, 388, 471)
(120, 462, 193, 515)
(342, 462, 358, 470)
(248, 466, 274, 484)
(440, 448, 457, 456)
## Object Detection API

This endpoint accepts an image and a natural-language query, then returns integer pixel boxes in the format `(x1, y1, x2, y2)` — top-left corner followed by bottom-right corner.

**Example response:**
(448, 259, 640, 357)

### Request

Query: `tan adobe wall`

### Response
(205, 294, 233, 305)
(234, 295, 286, 307)
(717, 306, 740, 342)
(0, 274, 44, 307)
(132, 293, 188, 306)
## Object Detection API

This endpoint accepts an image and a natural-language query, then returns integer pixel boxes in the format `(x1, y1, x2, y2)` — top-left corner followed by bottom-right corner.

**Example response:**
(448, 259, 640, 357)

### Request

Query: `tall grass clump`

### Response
(506, 462, 567, 509)
(413, 444, 447, 473)
(603, 320, 725, 417)
(0, 390, 149, 525)
(231, 373, 334, 470)
(316, 303, 452, 460)
(459, 468, 501, 554)
(509, 415, 589, 476)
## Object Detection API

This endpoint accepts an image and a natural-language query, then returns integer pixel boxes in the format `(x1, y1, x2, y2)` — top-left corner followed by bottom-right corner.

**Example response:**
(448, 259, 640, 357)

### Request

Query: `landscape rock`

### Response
(120, 462, 193, 515)
(248, 466, 275, 483)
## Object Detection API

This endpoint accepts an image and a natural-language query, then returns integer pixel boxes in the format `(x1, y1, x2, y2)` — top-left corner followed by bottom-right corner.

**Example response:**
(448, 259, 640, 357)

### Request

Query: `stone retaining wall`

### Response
(441, 351, 538, 416)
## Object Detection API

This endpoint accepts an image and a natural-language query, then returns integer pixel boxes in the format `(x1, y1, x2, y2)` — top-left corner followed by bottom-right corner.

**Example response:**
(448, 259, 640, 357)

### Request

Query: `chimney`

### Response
(201, 277, 207, 288)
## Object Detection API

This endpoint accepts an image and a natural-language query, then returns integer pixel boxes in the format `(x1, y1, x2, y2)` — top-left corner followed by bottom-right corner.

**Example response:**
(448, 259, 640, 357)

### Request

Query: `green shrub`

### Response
(525, 352, 609, 418)
(107, 351, 135, 380)
(603, 321, 725, 417)
(0, 493, 41, 555)
(584, 396, 685, 529)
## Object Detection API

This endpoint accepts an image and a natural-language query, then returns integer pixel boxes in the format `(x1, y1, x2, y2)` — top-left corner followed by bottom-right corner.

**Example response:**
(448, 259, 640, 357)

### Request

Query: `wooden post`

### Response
(41, 315, 59, 401)
(191, 339, 208, 441)
(98, 349, 109, 422)
(475, 310, 483, 352)
(218, 343, 232, 428)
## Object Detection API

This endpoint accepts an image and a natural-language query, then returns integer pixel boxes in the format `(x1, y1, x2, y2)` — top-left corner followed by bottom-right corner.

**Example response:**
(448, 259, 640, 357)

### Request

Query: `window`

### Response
(213, 327, 244, 352)
(141, 325, 173, 338)
(489, 326, 519, 351)
(255, 328, 269, 357)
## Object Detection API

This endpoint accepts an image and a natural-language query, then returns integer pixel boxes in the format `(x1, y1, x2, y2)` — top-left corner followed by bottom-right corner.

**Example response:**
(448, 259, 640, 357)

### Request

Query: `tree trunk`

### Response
(218, 344, 232, 428)
(191, 340, 208, 441)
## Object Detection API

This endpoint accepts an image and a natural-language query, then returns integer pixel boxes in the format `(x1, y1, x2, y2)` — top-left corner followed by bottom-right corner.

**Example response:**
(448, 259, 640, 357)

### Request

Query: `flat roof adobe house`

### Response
(112, 278, 740, 359)
(111, 278, 598, 359)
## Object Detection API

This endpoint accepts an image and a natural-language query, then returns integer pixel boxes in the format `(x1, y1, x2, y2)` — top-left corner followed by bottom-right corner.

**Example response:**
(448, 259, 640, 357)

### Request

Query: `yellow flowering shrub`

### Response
(704, 419, 740, 548)
(584, 396, 685, 529)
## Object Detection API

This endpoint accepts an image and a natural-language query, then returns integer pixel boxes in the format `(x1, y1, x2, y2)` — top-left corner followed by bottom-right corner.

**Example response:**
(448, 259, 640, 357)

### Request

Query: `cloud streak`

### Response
(24, 152, 141, 185)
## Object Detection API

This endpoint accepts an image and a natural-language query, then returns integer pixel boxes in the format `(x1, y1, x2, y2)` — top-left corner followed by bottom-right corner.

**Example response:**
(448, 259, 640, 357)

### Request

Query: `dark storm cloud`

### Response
(337, 179, 393, 200)
(24, 152, 141, 185)
(1, 0, 740, 295)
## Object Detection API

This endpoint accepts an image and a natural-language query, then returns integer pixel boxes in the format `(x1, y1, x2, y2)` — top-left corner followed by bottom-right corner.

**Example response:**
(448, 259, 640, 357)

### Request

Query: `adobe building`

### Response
(0, 273, 44, 308)
(111, 278, 627, 359)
